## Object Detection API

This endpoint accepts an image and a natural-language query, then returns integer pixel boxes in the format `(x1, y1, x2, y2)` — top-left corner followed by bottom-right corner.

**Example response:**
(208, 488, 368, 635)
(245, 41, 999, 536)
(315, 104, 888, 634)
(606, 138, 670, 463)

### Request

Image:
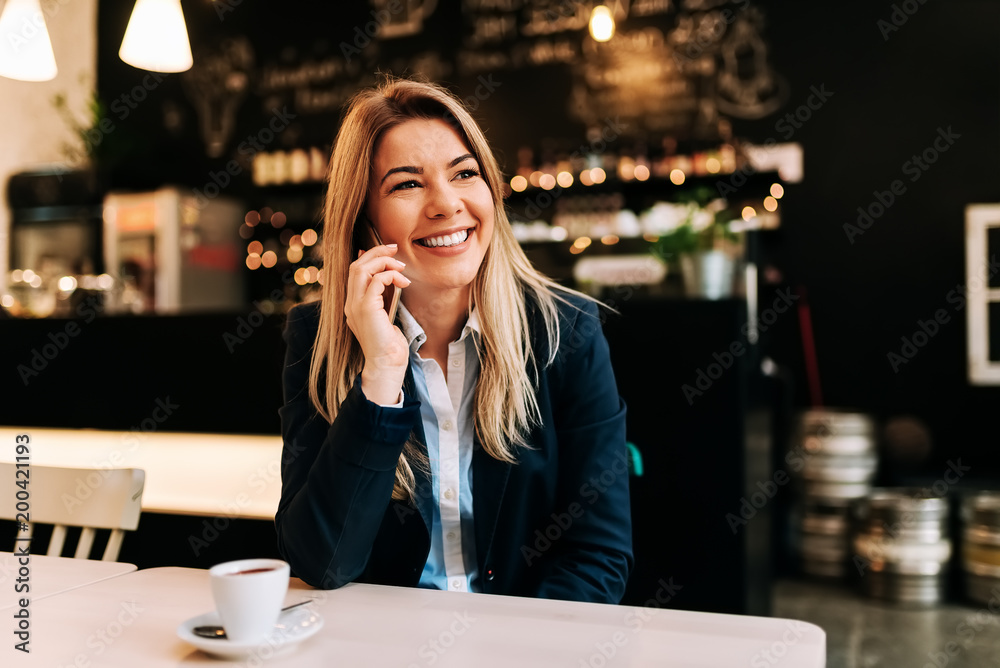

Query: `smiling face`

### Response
(366, 117, 495, 305)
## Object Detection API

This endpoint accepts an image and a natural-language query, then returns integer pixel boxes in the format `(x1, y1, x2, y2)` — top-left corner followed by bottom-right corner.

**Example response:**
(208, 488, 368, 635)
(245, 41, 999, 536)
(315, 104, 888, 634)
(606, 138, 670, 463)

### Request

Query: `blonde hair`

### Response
(309, 76, 576, 500)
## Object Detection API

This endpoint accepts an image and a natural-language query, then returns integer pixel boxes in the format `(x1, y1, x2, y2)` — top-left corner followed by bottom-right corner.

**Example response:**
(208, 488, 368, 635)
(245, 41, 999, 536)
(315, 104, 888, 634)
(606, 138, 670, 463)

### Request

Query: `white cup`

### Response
(209, 558, 289, 643)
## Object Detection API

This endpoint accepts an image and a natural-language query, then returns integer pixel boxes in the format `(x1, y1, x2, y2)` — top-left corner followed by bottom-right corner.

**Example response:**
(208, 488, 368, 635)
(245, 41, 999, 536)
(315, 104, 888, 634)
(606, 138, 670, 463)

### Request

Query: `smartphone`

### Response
(367, 221, 402, 322)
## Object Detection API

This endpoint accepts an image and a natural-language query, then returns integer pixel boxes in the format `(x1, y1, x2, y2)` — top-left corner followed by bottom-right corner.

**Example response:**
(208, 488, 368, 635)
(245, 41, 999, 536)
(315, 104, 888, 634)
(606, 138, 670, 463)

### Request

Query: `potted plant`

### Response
(643, 187, 742, 298)
(52, 88, 109, 170)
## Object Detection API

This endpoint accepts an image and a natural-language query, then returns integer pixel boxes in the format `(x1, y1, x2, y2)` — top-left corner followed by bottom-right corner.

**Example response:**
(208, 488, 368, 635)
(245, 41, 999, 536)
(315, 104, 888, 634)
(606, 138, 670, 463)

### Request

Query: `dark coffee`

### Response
(229, 567, 276, 575)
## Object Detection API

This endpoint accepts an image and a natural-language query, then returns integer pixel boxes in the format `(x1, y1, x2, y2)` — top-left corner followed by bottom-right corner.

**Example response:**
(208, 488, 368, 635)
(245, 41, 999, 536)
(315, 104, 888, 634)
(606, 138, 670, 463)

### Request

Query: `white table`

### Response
(0, 427, 282, 520)
(0, 552, 136, 610)
(5, 567, 826, 666)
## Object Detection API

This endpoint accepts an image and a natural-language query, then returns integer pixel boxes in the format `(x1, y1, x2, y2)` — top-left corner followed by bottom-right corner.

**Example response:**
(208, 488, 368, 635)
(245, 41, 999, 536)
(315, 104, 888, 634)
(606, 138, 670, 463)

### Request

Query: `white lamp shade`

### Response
(119, 0, 193, 73)
(0, 0, 58, 82)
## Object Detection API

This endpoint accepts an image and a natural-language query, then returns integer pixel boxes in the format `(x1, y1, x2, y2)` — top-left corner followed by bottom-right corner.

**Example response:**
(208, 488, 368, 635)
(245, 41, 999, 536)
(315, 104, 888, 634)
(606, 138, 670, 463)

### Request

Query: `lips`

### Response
(415, 228, 473, 248)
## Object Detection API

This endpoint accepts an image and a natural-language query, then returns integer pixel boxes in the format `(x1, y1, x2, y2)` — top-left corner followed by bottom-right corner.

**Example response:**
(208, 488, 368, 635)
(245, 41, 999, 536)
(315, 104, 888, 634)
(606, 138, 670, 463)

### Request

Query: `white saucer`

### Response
(176, 606, 323, 659)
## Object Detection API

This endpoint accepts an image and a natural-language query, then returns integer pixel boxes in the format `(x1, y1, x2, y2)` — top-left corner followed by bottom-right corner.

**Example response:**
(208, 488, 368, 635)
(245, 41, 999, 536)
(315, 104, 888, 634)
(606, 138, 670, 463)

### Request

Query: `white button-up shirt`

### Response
(393, 302, 481, 593)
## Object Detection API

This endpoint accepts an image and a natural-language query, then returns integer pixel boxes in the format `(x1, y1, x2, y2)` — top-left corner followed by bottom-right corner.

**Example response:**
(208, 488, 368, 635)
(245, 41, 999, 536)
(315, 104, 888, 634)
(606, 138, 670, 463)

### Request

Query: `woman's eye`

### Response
(456, 168, 480, 180)
(389, 180, 420, 192)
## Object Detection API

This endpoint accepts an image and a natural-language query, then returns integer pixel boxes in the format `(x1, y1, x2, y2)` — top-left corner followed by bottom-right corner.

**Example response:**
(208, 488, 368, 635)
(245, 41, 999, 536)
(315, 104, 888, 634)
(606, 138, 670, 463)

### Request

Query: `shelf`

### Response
(504, 169, 783, 202)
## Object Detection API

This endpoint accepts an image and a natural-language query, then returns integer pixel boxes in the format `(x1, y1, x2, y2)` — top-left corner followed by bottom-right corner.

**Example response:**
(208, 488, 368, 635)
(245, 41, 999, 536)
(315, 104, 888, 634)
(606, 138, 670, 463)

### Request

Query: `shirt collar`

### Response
(396, 301, 481, 352)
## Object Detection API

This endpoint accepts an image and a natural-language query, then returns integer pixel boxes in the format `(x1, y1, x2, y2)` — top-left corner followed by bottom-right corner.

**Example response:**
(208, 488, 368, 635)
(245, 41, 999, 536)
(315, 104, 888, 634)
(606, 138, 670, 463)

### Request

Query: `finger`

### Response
(348, 252, 404, 303)
(351, 253, 406, 280)
(356, 246, 401, 276)
(365, 270, 411, 297)
(361, 271, 410, 312)
(359, 243, 398, 259)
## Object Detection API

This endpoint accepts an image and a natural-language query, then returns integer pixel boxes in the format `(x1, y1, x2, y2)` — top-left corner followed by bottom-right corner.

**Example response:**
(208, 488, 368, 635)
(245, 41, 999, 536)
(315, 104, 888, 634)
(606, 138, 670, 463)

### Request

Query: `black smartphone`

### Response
(367, 221, 401, 322)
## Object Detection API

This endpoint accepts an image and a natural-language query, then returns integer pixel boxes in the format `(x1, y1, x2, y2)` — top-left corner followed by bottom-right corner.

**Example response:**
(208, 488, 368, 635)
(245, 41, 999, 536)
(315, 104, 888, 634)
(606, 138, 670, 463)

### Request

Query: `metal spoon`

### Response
(192, 599, 313, 639)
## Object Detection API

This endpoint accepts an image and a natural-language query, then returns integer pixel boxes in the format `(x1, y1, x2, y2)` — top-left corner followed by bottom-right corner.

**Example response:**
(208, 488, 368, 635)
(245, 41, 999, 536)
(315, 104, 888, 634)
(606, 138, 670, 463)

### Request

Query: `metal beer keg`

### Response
(799, 497, 852, 578)
(792, 409, 878, 578)
(851, 489, 951, 606)
(962, 491, 1000, 606)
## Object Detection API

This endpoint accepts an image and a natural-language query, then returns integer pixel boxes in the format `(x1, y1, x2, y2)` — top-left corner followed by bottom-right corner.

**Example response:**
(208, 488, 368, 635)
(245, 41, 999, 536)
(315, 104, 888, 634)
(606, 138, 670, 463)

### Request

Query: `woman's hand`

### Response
(345, 244, 411, 405)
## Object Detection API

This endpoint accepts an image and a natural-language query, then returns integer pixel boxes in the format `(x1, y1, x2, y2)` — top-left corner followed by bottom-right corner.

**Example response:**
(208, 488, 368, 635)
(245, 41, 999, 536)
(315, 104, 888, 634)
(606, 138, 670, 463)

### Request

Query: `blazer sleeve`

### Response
(274, 303, 421, 588)
(535, 298, 633, 604)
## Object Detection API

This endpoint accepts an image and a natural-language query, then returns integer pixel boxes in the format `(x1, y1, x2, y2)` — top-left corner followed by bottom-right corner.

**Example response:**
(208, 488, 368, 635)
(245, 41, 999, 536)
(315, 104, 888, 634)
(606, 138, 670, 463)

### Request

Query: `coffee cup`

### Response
(209, 558, 290, 642)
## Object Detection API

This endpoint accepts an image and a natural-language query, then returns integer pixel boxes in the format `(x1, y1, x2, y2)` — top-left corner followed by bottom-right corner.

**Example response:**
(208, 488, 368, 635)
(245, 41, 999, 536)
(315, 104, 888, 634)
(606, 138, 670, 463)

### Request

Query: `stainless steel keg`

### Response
(799, 497, 852, 578)
(962, 491, 1000, 606)
(851, 489, 951, 606)
(792, 409, 878, 578)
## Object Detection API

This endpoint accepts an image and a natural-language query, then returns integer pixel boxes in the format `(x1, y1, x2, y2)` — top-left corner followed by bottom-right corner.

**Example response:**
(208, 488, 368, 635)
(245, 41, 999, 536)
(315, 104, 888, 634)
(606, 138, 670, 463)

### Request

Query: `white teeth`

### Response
(420, 229, 470, 248)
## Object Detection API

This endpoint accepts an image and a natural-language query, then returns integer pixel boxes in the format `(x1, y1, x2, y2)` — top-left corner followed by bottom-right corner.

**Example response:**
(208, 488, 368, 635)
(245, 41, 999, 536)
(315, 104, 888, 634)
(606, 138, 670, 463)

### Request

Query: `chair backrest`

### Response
(0, 464, 144, 561)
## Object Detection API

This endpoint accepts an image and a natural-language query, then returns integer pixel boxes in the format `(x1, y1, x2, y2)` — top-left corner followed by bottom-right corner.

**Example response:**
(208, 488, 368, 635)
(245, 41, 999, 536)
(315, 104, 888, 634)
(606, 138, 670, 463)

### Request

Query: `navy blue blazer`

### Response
(275, 293, 632, 604)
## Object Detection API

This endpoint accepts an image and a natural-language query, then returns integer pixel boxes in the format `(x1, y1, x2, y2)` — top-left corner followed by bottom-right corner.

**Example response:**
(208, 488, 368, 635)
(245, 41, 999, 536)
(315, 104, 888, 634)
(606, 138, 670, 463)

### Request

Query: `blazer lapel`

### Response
(472, 438, 511, 571)
(403, 366, 433, 537)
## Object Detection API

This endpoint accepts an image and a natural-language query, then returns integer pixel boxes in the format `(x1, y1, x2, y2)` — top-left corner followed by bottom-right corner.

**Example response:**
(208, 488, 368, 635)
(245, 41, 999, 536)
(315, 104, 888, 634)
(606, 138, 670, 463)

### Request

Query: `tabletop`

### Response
(3, 566, 826, 666)
(0, 552, 136, 610)
(0, 427, 281, 520)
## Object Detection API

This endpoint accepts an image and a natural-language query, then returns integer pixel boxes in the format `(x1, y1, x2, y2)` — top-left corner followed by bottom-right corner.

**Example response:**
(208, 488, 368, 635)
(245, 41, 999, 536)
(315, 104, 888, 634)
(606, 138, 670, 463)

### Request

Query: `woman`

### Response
(275, 76, 632, 604)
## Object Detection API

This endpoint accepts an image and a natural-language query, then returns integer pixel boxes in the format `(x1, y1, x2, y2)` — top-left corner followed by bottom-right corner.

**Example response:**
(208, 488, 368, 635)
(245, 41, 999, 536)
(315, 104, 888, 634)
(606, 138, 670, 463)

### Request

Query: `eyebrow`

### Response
(380, 153, 477, 186)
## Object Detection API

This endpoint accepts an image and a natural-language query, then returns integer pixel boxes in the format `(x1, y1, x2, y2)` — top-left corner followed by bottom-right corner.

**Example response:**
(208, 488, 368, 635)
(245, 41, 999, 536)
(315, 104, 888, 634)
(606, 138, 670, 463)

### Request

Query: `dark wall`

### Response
(738, 1, 1000, 482)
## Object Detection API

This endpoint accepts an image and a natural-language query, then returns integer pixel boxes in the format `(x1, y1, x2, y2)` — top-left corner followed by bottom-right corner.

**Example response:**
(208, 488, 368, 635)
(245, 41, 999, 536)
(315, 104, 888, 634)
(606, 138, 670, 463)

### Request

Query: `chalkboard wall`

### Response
(95, 0, 783, 197)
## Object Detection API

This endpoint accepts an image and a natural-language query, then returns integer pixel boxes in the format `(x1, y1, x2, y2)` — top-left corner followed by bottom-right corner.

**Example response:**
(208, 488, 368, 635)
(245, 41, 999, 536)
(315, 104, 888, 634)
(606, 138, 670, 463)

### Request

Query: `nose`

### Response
(423, 179, 462, 219)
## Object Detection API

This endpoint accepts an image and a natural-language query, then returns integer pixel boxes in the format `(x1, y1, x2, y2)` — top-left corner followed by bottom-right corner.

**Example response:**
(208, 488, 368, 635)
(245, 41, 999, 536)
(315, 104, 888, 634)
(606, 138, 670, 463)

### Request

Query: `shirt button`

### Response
(442, 420, 453, 431)
(446, 531, 456, 541)
(451, 359, 461, 367)
(444, 488, 455, 500)
(451, 579, 462, 590)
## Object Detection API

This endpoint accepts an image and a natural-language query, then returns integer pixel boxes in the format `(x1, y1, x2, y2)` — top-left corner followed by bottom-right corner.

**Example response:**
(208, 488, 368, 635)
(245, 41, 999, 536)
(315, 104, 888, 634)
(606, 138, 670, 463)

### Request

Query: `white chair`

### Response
(0, 464, 144, 561)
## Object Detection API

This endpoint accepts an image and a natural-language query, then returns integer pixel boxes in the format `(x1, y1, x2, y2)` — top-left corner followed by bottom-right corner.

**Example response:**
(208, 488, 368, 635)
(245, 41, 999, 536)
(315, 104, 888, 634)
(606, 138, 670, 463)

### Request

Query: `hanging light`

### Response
(0, 0, 58, 81)
(119, 0, 193, 73)
(589, 5, 615, 43)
